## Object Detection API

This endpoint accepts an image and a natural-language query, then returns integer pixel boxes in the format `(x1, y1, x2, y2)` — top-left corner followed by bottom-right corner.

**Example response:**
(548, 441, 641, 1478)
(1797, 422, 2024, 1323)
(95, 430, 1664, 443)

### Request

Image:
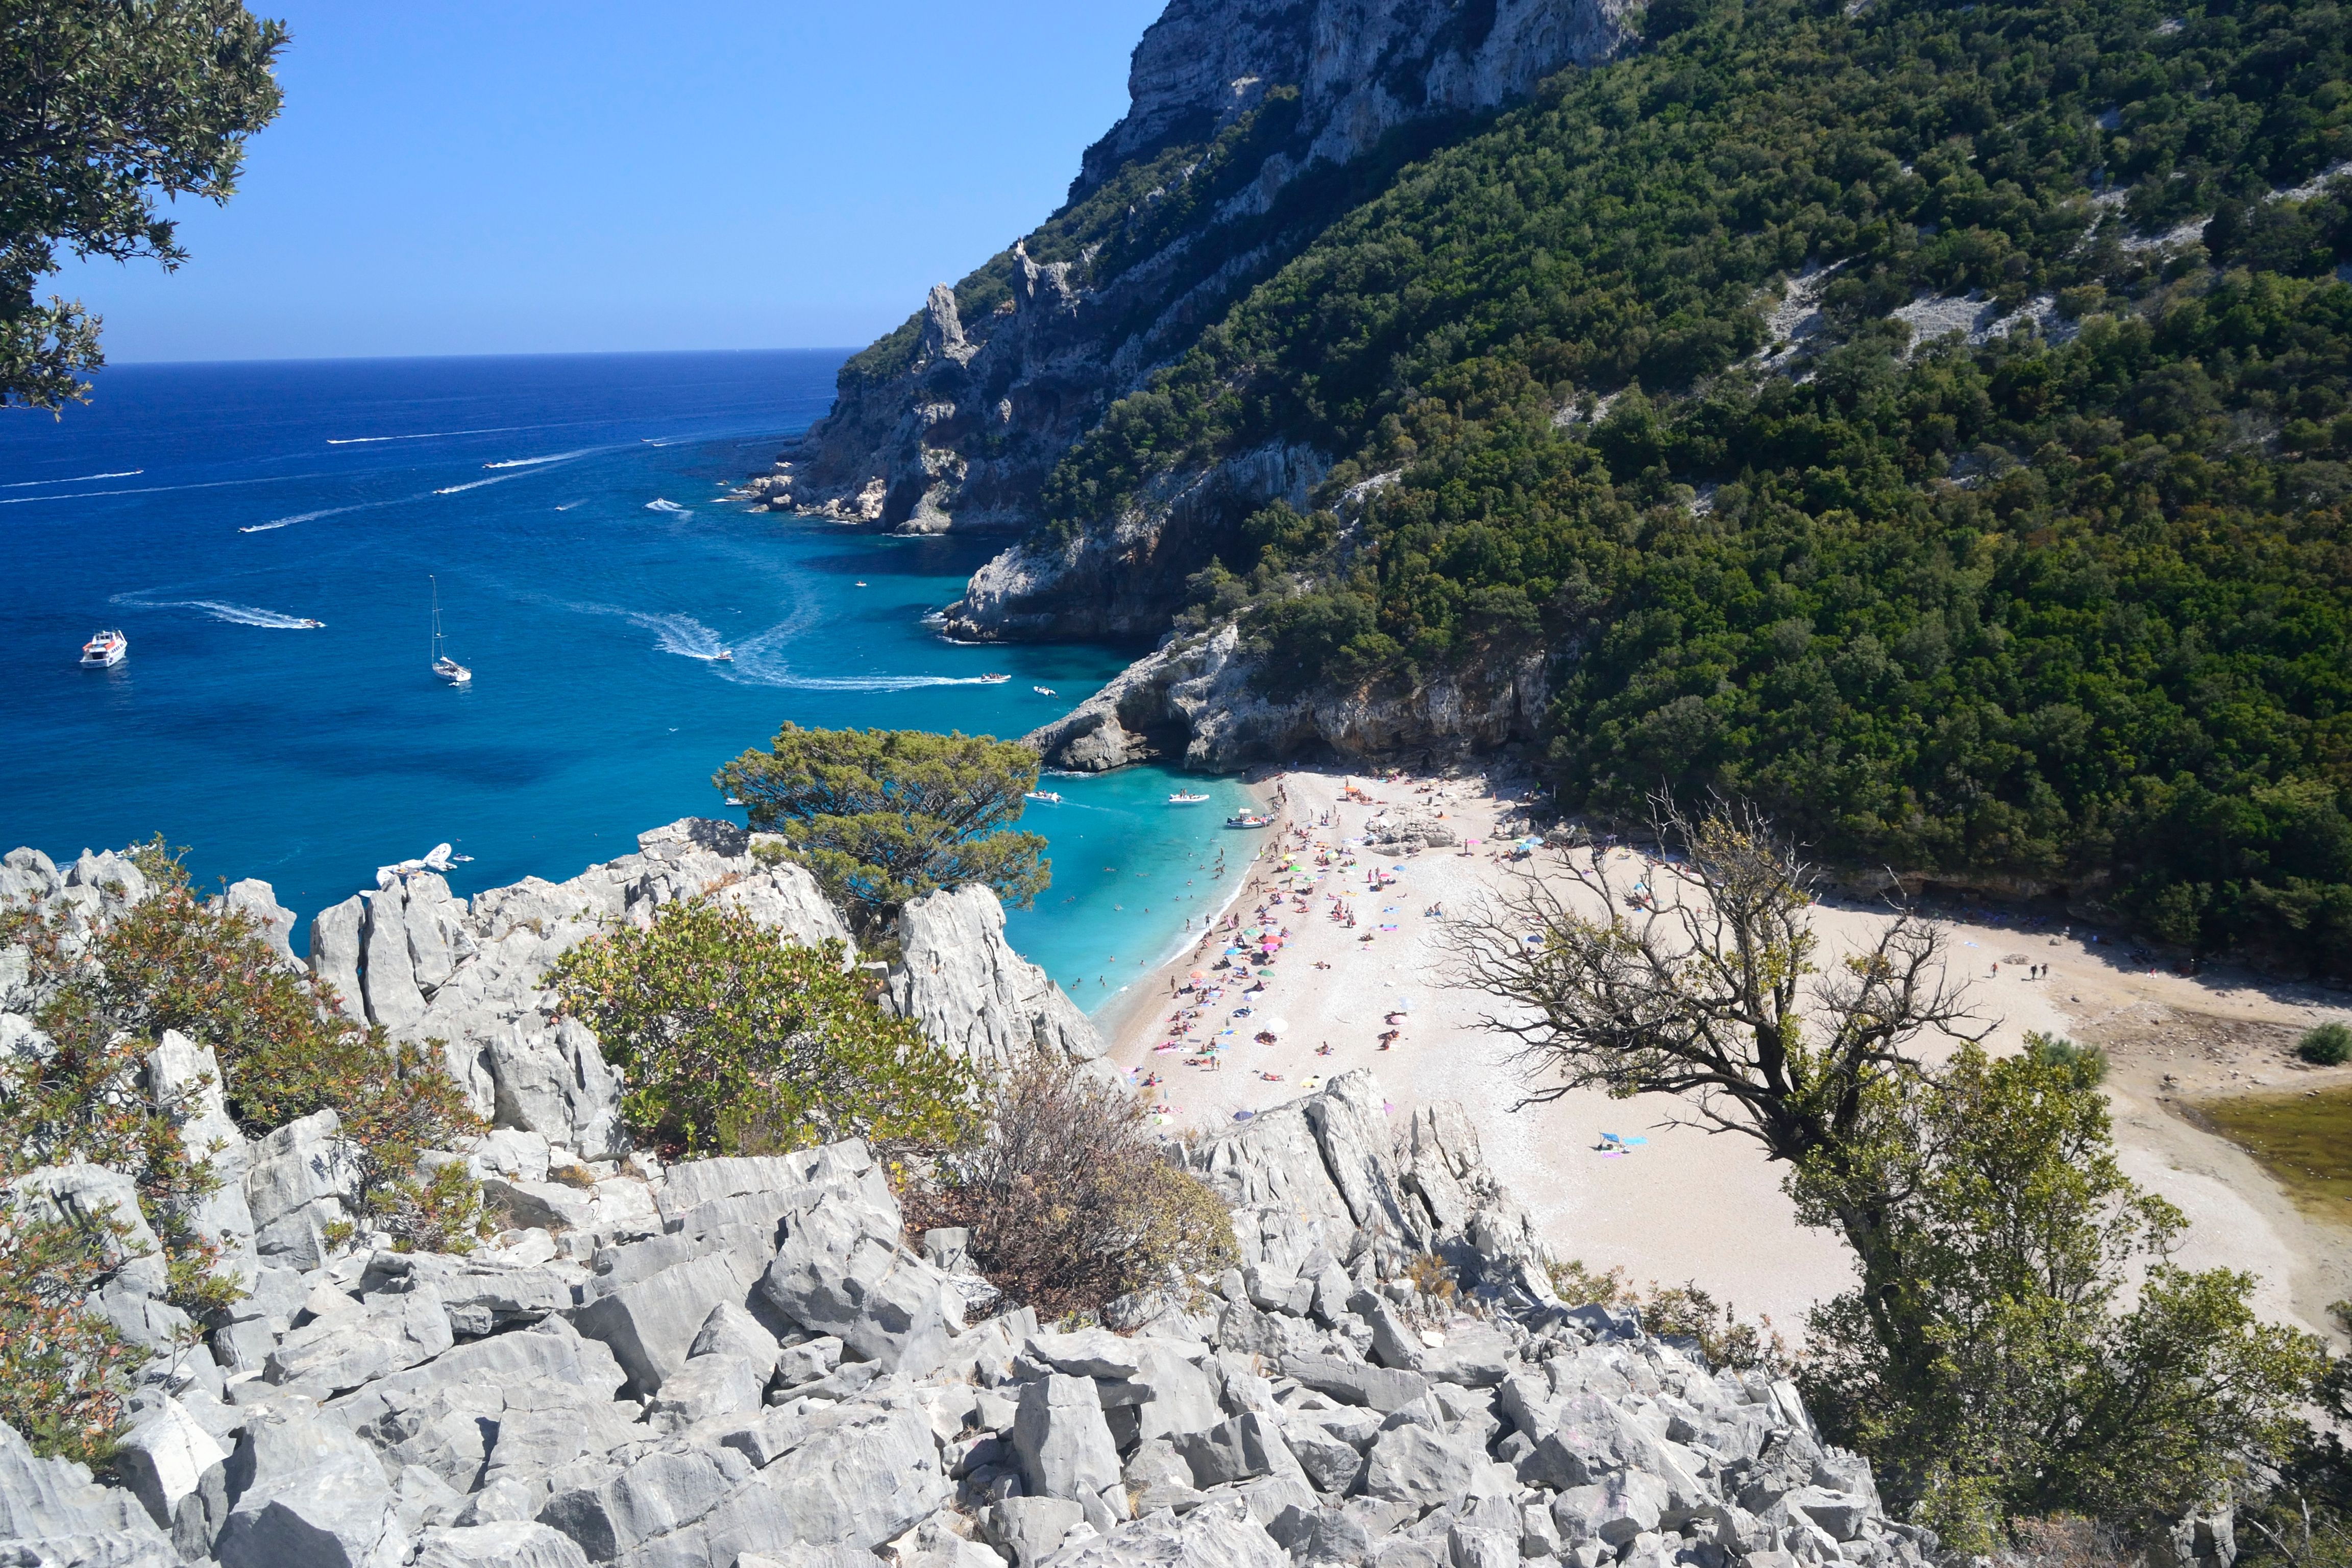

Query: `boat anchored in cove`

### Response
(429, 576, 471, 684)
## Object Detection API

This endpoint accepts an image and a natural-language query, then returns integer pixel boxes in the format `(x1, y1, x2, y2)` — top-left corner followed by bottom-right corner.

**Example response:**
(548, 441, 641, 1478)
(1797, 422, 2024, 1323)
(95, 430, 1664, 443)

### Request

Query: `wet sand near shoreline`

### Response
(1108, 765, 2352, 1340)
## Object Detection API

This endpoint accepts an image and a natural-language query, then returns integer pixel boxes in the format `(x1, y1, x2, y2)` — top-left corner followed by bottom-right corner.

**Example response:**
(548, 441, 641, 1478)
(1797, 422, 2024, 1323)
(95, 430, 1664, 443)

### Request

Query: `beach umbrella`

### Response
(1188, 970, 1208, 981)
(1258, 1017, 1290, 1035)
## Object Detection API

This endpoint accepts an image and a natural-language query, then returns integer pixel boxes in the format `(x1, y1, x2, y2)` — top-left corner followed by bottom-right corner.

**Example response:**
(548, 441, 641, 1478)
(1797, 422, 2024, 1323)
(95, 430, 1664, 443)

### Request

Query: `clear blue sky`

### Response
(53, 1, 1164, 362)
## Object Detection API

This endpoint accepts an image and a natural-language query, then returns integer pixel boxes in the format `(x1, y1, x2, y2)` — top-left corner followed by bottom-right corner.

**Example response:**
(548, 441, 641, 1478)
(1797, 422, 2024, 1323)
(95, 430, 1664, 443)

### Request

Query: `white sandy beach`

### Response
(1109, 766, 2352, 1341)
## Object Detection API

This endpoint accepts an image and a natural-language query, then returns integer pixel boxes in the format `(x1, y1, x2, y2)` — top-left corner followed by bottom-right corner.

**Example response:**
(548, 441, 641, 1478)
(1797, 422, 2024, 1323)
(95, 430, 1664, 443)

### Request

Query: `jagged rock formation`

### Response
(0, 824, 1104, 1287)
(761, 0, 1634, 541)
(1021, 626, 1554, 774)
(887, 887, 1105, 1070)
(0, 1072, 1934, 1568)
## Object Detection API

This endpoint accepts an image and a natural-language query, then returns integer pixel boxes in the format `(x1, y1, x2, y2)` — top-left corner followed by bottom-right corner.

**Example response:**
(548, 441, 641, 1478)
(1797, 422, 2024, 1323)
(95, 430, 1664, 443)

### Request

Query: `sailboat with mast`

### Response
(430, 576, 472, 684)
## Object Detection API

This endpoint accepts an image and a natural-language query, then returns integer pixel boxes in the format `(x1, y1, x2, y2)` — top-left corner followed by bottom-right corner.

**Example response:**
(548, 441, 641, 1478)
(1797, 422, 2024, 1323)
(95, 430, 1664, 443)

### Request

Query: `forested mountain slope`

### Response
(1001, 0, 2350, 973)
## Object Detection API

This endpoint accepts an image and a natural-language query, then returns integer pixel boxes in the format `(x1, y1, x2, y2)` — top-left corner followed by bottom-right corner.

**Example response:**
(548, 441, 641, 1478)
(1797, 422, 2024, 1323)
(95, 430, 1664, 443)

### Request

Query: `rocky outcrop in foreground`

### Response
(1021, 627, 1554, 775)
(3, 1068, 1929, 1568)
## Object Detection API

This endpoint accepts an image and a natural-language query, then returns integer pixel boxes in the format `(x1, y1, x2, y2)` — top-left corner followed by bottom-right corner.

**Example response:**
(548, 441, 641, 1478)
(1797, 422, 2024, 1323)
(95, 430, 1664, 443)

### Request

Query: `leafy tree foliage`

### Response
(1032, 0, 2352, 971)
(1460, 805, 2325, 1542)
(1798, 1045, 2328, 1550)
(0, 1212, 147, 1467)
(0, 0, 286, 411)
(547, 899, 978, 1159)
(716, 724, 1049, 933)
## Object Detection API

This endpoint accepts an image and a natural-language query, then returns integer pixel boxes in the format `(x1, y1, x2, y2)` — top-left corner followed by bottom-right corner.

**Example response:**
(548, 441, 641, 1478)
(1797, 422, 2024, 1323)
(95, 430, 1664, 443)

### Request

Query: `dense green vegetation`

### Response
(717, 723, 1049, 935)
(1467, 801, 2330, 1551)
(0, 1, 285, 411)
(548, 901, 978, 1158)
(1037, 0, 2352, 970)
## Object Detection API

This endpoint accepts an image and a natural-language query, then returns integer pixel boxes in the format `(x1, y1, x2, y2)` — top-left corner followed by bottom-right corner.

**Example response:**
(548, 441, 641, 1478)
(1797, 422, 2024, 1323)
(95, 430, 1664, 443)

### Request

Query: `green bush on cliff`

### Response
(547, 899, 978, 1159)
(1032, 0, 2352, 971)
(716, 723, 1049, 935)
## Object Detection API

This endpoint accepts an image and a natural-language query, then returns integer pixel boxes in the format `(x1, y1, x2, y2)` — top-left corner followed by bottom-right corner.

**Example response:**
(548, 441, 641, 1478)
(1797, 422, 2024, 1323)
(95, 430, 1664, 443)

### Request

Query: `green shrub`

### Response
(548, 898, 979, 1159)
(2299, 1022, 2352, 1067)
(2026, 1031, 2109, 1087)
(715, 724, 1047, 935)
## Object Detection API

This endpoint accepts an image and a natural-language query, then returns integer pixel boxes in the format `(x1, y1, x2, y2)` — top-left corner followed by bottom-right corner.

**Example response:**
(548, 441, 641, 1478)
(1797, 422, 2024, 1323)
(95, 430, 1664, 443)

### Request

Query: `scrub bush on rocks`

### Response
(907, 1046, 1236, 1318)
(0, 1209, 148, 1466)
(14, 852, 486, 1251)
(548, 897, 979, 1158)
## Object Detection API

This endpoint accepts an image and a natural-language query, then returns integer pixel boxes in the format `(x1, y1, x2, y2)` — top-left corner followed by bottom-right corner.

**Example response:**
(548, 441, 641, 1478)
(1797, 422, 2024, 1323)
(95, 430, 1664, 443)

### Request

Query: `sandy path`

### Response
(1109, 765, 2352, 1342)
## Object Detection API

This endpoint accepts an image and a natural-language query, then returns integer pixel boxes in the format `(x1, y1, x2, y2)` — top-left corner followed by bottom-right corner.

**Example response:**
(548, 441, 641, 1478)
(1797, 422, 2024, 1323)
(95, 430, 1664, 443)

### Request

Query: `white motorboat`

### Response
(713, 649, 734, 662)
(1033, 685, 1057, 696)
(1168, 792, 1210, 804)
(978, 672, 1010, 683)
(429, 576, 471, 684)
(79, 629, 127, 668)
(1025, 790, 1063, 805)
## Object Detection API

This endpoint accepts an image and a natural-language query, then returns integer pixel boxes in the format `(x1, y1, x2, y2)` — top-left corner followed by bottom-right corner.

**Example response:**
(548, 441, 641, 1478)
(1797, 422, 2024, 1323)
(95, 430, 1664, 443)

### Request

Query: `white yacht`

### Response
(80, 629, 127, 668)
(429, 577, 471, 684)
(1168, 791, 1210, 804)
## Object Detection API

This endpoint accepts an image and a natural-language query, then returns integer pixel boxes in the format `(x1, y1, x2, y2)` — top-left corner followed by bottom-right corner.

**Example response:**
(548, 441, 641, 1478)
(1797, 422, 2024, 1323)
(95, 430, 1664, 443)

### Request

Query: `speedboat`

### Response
(1025, 790, 1063, 805)
(295, 618, 325, 629)
(1033, 685, 1057, 696)
(978, 673, 1010, 683)
(713, 649, 734, 662)
(724, 795, 747, 807)
(1226, 814, 1270, 829)
(1168, 792, 1210, 804)
(79, 629, 127, 668)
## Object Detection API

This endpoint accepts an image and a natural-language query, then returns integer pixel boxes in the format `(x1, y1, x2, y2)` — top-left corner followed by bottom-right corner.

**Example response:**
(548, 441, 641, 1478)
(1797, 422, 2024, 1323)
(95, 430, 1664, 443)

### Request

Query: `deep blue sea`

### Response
(0, 351, 1248, 1007)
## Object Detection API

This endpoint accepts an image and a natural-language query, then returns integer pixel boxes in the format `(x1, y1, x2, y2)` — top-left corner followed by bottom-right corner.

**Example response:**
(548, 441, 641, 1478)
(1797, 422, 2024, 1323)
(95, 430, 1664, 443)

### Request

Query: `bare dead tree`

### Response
(1447, 796, 1989, 1364)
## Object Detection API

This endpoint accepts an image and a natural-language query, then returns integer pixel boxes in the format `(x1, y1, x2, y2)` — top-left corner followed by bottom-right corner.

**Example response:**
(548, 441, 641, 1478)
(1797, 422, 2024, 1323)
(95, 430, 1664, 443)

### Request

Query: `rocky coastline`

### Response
(0, 826, 1931, 1568)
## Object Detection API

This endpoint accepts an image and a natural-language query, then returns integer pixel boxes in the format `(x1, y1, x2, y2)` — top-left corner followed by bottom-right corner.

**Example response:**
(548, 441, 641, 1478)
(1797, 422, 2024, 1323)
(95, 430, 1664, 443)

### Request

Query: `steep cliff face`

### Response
(760, 0, 1634, 543)
(1022, 623, 1555, 773)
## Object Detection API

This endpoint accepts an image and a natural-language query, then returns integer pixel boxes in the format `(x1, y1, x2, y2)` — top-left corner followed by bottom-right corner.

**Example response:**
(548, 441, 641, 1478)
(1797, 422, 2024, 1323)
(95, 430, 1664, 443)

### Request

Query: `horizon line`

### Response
(84, 345, 863, 372)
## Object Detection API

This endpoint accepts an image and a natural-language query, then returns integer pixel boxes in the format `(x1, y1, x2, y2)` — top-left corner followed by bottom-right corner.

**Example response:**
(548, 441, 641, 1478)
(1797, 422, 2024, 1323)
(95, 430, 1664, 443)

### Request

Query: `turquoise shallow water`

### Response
(0, 351, 1250, 1006)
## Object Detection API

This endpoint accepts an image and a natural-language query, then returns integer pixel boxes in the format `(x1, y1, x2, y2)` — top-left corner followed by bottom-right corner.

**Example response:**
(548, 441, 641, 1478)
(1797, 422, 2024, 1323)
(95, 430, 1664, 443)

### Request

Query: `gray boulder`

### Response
(0, 1416, 177, 1566)
(309, 896, 368, 1019)
(757, 1198, 962, 1374)
(218, 878, 300, 965)
(144, 1030, 257, 1285)
(487, 1018, 624, 1160)
(111, 1395, 229, 1532)
(1037, 1494, 1287, 1568)
(243, 1109, 354, 1270)
(887, 885, 1104, 1066)
(572, 1248, 762, 1398)
(642, 1352, 765, 1434)
(1361, 1422, 1501, 1507)
(413, 1522, 591, 1568)
(1013, 1373, 1123, 1502)
(213, 1400, 401, 1568)
(266, 1284, 455, 1395)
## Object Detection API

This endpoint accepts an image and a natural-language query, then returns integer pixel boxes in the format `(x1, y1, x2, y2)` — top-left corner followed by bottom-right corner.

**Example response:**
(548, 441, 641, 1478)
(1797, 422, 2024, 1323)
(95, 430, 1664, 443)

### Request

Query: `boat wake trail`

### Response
(112, 593, 323, 629)
(242, 500, 377, 533)
(3, 469, 143, 488)
(719, 622, 999, 690)
(555, 600, 734, 661)
(328, 426, 528, 446)
(480, 448, 598, 470)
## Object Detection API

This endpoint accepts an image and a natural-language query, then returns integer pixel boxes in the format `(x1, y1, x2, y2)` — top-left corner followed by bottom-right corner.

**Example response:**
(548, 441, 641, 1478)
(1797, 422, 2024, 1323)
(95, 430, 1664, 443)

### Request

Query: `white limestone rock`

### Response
(887, 884, 1104, 1066)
